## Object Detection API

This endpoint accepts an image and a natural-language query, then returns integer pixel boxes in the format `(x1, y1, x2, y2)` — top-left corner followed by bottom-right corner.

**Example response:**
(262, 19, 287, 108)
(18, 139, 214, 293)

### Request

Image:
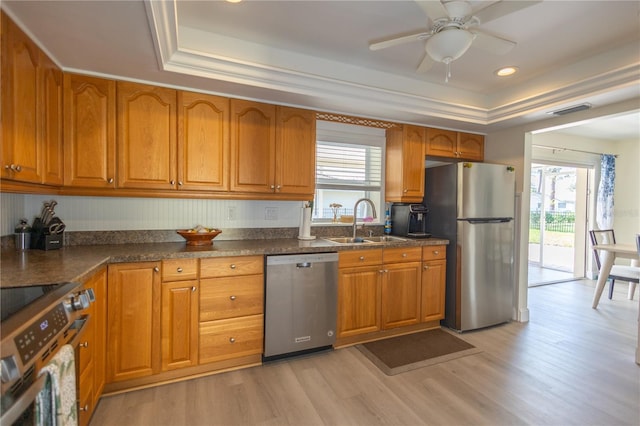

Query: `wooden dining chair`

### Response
(589, 229, 639, 300)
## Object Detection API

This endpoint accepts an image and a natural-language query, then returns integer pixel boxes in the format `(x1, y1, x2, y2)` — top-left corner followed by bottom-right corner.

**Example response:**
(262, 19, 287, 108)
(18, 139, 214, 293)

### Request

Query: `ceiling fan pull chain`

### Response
(445, 59, 452, 83)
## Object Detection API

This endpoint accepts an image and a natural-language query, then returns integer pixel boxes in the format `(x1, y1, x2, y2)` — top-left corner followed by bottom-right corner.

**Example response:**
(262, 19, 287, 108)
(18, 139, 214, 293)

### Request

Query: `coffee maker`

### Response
(390, 203, 430, 238)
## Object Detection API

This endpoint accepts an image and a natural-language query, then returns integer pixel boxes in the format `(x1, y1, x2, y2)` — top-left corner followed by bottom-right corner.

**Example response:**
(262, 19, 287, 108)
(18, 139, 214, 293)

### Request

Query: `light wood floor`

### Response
(90, 279, 640, 426)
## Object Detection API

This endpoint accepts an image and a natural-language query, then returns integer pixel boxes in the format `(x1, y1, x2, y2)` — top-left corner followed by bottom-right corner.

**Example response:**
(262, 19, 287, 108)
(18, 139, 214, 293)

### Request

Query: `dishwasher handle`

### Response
(296, 262, 312, 268)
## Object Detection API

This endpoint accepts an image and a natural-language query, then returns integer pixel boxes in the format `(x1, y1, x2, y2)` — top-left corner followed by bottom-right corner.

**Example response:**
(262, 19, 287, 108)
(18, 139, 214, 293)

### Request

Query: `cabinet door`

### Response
(337, 266, 382, 338)
(40, 54, 64, 185)
(381, 261, 421, 329)
(117, 82, 177, 189)
(1, 13, 42, 183)
(421, 259, 446, 322)
(161, 280, 199, 371)
(88, 267, 107, 406)
(275, 106, 316, 196)
(230, 99, 276, 193)
(178, 91, 229, 191)
(64, 74, 116, 187)
(401, 125, 425, 200)
(457, 132, 484, 161)
(107, 262, 161, 382)
(425, 128, 457, 158)
(385, 125, 424, 202)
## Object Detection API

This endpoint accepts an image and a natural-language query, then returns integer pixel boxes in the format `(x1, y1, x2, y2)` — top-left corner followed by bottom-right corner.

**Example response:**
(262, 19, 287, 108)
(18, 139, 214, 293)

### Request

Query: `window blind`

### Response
(316, 141, 382, 191)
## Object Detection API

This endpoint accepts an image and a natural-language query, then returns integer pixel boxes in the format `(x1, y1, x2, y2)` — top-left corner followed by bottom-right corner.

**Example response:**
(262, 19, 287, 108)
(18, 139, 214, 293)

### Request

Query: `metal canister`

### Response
(14, 219, 31, 250)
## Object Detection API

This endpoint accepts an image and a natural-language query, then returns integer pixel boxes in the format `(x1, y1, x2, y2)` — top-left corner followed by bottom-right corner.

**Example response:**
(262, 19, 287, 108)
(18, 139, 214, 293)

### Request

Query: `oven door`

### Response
(0, 315, 89, 425)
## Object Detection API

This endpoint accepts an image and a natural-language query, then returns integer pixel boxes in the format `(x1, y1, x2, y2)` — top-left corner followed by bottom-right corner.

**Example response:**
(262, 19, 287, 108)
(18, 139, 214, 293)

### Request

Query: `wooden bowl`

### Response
(177, 229, 222, 246)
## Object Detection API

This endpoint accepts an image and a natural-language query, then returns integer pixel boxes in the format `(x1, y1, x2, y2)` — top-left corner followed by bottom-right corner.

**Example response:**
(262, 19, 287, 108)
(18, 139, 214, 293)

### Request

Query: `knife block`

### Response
(31, 218, 64, 250)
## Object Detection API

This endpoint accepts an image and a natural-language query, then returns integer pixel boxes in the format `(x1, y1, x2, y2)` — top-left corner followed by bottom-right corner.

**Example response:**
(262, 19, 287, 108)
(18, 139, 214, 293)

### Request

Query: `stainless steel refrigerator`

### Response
(424, 162, 515, 331)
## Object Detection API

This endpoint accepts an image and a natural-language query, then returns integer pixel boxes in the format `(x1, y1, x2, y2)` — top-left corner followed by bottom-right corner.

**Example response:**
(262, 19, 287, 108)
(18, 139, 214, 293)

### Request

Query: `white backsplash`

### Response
(1, 193, 303, 236)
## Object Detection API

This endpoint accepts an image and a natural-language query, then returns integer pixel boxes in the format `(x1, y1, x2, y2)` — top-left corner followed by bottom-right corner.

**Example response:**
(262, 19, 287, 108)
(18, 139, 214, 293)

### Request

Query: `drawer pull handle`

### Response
(230, 264, 236, 269)
(177, 267, 183, 273)
(79, 404, 89, 412)
(229, 337, 236, 343)
(230, 295, 237, 301)
(79, 342, 89, 348)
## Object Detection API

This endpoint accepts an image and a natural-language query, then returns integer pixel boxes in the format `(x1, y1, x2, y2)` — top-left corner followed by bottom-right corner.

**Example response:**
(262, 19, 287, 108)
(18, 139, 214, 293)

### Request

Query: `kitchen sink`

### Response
(322, 235, 408, 245)
(323, 237, 372, 244)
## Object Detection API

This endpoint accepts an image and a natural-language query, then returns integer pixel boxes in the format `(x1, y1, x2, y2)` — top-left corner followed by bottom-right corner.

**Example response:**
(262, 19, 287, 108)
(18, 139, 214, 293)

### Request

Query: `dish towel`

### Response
(35, 344, 78, 426)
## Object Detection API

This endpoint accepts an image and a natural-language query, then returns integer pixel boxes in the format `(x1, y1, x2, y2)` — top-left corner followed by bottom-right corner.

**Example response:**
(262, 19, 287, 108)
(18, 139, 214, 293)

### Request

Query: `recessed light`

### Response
(495, 66, 518, 77)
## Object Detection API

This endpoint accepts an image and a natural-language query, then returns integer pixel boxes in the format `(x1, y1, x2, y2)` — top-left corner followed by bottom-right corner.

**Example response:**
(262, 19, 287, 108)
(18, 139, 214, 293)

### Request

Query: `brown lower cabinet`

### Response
(76, 267, 107, 426)
(336, 245, 447, 346)
(104, 256, 264, 394)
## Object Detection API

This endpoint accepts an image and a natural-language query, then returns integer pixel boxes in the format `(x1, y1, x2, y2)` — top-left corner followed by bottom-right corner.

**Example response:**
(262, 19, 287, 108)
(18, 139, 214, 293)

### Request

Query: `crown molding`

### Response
(145, 0, 639, 128)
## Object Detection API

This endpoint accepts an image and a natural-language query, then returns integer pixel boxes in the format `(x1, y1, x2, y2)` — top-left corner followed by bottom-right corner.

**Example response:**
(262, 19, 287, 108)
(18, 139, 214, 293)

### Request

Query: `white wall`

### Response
(0, 194, 303, 236)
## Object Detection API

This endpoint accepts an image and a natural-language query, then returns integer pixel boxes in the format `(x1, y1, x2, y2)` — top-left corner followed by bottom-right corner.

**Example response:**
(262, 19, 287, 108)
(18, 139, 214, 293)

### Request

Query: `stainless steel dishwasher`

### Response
(264, 252, 338, 360)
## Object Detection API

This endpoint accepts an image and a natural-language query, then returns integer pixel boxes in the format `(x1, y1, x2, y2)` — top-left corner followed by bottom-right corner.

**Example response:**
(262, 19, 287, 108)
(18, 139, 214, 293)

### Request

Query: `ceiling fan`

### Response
(369, 0, 540, 82)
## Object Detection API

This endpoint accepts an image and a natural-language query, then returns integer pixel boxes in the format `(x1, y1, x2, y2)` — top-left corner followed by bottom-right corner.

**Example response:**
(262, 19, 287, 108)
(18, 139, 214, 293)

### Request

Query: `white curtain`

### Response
(596, 154, 615, 230)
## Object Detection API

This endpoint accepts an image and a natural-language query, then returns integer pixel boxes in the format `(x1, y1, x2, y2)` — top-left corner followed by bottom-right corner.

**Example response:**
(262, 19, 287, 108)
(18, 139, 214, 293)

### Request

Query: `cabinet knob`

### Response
(433, 251, 439, 255)
(79, 341, 89, 348)
(275, 185, 281, 190)
(229, 337, 236, 343)
(170, 180, 176, 185)
(270, 185, 275, 189)
(230, 264, 236, 269)
(108, 178, 114, 184)
(424, 265, 429, 270)
(154, 267, 160, 272)
(402, 253, 407, 257)
(359, 256, 365, 261)
(403, 189, 408, 193)
(178, 181, 183, 186)
(177, 267, 183, 273)
(230, 295, 237, 301)
(79, 404, 89, 412)
(191, 286, 197, 292)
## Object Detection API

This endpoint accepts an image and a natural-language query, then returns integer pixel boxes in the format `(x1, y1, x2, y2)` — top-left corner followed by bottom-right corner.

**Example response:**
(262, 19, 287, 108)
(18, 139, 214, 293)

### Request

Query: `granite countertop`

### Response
(0, 237, 448, 288)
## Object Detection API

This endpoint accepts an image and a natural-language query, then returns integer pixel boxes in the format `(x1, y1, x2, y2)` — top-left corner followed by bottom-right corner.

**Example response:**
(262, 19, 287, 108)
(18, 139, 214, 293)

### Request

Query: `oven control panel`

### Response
(14, 303, 68, 365)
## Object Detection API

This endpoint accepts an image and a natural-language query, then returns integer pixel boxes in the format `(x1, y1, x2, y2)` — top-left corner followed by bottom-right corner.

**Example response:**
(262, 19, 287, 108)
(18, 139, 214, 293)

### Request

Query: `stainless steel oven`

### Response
(1, 282, 94, 425)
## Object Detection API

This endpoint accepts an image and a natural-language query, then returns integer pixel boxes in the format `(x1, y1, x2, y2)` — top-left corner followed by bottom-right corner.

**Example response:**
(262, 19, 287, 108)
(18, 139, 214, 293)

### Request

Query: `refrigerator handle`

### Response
(465, 218, 513, 224)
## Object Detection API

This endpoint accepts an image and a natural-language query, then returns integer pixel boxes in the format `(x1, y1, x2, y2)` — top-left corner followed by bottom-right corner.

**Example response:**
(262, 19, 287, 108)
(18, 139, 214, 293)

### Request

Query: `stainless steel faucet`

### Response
(352, 198, 377, 239)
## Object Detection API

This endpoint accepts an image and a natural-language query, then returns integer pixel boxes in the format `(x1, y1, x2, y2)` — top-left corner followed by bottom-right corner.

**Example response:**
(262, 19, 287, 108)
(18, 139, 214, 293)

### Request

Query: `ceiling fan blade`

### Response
(415, 1, 449, 21)
(417, 54, 435, 73)
(474, 0, 542, 24)
(369, 32, 431, 51)
(471, 30, 516, 55)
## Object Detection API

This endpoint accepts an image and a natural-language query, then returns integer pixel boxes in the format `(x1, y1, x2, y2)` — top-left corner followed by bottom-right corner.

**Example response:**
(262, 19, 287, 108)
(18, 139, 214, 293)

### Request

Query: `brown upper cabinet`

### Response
(117, 81, 177, 190)
(64, 74, 117, 188)
(230, 100, 315, 198)
(1, 12, 62, 185)
(385, 124, 425, 202)
(425, 128, 484, 161)
(178, 92, 230, 192)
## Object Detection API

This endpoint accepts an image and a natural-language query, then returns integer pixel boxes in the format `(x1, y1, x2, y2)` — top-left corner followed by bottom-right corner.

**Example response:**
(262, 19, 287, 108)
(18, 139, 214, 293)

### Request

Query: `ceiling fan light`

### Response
(425, 29, 474, 63)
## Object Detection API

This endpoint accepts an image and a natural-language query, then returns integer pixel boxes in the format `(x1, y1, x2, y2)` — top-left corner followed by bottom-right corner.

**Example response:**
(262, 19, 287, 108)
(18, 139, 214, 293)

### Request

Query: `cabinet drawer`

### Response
(200, 256, 263, 278)
(383, 246, 422, 263)
(339, 249, 383, 268)
(199, 315, 264, 364)
(162, 258, 198, 281)
(422, 245, 446, 261)
(200, 275, 264, 321)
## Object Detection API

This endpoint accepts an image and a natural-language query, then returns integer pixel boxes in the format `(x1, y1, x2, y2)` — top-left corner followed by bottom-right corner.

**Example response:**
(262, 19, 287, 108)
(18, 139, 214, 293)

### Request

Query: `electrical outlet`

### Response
(265, 207, 278, 220)
(227, 206, 237, 221)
